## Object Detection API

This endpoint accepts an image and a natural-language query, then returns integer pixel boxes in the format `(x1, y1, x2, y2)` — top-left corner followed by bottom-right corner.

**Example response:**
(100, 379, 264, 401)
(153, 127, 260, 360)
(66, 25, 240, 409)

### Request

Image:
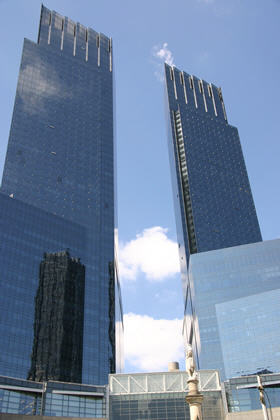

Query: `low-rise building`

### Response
(109, 369, 223, 420)
(0, 376, 107, 419)
(1, 371, 280, 419)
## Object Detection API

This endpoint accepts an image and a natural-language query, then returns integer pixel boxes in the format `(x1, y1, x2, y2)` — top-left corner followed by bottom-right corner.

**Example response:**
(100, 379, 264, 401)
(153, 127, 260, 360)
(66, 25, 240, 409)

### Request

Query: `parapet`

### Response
(38, 5, 112, 71)
(165, 63, 227, 122)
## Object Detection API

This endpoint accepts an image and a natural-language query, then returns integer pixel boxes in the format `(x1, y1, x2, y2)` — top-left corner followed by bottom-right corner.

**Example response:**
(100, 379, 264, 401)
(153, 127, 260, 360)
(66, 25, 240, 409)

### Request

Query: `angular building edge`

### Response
(164, 63, 228, 123)
(38, 4, 112, 70)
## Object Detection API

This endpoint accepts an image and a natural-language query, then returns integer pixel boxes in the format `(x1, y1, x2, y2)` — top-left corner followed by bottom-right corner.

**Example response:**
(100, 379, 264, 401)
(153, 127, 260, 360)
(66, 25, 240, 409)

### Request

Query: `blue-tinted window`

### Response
(188, 239, 280, 379)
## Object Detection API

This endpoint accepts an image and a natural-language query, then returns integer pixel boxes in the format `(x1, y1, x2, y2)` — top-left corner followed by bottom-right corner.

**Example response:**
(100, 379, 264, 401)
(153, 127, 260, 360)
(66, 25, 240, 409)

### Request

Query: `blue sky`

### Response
(0, 0, 279, 373)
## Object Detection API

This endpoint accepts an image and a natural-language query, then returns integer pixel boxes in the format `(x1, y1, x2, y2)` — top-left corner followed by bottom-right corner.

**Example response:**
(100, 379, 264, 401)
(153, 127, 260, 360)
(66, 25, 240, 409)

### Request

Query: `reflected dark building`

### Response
(0, 192, 87, 381)
(0, 5, 123, 385)
(28, 251, 85, 383)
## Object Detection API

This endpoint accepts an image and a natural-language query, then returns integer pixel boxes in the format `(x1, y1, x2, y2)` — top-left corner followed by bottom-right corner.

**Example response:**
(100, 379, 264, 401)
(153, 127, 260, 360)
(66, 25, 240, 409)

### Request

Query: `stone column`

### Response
(186, 376, 203, 420)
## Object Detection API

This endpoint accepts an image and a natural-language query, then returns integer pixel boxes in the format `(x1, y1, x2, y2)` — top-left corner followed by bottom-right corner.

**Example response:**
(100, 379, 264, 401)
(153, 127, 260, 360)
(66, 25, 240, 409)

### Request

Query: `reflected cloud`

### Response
(19, 59, 70, 115)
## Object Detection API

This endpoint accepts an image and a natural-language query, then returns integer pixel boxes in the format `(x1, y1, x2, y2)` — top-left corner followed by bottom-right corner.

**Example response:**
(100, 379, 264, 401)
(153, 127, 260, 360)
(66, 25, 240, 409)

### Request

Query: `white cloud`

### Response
(153, 42, 175, 66)
(118, 226, 180, 282)
(152, 43, 175, 82)
(124, 313, 184, 372)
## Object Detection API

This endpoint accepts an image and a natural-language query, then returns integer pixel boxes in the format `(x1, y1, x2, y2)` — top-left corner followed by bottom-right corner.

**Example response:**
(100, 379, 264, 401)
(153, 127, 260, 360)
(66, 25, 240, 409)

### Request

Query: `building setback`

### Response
(187, 239, 280, 379)
(0, 5, 123, 385)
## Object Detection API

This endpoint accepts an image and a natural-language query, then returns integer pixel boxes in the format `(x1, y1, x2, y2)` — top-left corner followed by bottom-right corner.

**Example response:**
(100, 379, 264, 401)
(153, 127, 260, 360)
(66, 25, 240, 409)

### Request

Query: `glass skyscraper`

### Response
(164, 64, 280, 380)
(165, 63, 262, 270)
(0, 5, 123, 385)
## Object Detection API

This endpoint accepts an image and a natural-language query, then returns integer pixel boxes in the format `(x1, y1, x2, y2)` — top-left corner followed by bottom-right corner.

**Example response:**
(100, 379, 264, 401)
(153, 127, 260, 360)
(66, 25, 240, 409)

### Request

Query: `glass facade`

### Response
(110, 391, 225, 420)
(186, 239, 280, 379)
(0, 5, 123, 385)
(44, 381, 106, 418)
(109, 371, 224, 420)
(224, 373, 280, 413)
(164, 63, 262, 300)
(0, 375, 107, 418)
(164, 64, 270, 381)
(0, 192, 86, 380)
(110, 392, 191, 420)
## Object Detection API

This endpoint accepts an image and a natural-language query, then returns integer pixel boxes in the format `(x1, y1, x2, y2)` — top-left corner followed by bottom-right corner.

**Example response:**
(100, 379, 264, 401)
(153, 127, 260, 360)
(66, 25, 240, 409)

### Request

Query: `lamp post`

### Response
(257, 376, 269, 420)
(236, 374, 269, 420)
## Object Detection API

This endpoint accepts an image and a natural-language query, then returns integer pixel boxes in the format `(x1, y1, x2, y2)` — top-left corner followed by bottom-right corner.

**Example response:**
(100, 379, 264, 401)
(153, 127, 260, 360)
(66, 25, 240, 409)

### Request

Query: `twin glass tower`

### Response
(165, 63, 262, 265)
(0, 5, 123, 385)
(165, 63, 280, 379)
(0, 4, 278, 387)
